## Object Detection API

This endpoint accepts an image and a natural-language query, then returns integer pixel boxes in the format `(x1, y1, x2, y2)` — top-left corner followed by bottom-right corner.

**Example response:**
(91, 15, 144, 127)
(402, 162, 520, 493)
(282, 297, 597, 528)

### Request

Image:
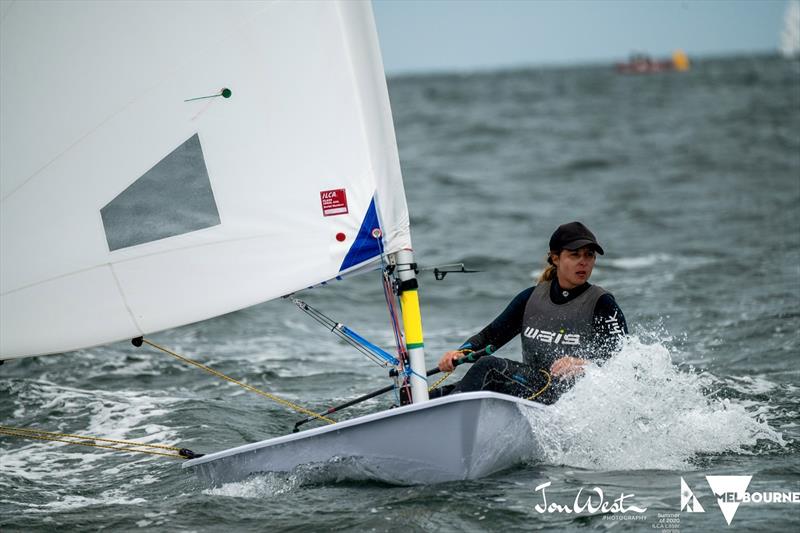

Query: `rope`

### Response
(139, 338, 335, 425)
(377, 237, 415, 403)
(383, 271, 406, 360)
(428, 371, 452, 391)
(0, 426, 186, 459)
(377, 236, 407, 364)
(526, 370, 552, 401)
(0, 425, 185, 451)
(426, 348, 472, 391)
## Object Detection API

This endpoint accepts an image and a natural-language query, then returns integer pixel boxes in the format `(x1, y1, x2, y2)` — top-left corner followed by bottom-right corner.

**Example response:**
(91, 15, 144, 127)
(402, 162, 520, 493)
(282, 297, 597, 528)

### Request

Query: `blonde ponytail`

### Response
(538, 253, 557, 282)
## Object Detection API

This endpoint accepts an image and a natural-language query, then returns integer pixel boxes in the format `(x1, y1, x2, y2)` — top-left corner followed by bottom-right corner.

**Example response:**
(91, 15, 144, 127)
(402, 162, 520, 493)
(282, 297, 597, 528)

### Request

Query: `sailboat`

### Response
(0, 0, 546, 485)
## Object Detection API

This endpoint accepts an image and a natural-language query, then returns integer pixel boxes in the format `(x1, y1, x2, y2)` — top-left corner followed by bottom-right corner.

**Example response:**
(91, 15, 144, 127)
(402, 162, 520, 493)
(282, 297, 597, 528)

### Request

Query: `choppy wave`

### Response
(601, 253, 723, 271)
(603, 253, 674, 270)
(0, 380, 183, 514)
(523, 335, 785, 470)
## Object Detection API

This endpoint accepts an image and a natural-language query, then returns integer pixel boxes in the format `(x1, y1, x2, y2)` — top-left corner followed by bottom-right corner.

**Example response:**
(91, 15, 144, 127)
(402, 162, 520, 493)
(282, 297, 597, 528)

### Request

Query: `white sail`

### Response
(781, 1, 800, 58)
(0, 0, 411, 360)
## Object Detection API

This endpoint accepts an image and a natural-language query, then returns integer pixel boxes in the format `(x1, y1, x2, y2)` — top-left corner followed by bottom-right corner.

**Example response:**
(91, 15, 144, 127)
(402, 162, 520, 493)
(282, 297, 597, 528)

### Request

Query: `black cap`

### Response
(549, 221, 604, 255)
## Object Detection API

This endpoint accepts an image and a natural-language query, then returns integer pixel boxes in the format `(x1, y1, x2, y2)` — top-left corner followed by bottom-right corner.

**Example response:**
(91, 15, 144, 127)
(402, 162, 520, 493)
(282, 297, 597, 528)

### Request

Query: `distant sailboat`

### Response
(781, 0, 800, 59)
(615, 49, 690, 74)
(1, 0, 547, 484)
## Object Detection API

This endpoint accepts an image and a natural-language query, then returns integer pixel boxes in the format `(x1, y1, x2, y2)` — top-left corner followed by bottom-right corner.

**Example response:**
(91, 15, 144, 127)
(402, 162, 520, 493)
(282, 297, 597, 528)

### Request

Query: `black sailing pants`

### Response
(429, 355, 564, 405)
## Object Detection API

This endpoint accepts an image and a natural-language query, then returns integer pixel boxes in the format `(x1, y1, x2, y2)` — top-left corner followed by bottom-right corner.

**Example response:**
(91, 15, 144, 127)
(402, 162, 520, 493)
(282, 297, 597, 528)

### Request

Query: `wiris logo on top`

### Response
(681, 475, 800, 525)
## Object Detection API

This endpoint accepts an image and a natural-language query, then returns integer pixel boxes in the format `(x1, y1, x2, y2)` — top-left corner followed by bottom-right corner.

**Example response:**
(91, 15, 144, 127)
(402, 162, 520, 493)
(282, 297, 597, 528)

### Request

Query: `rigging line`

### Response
(428, 371, 452, 391)
(425, 348, 475, 391)
(405, 367, 429, 384)
(297, 298, 395, 366)
(380, 260, 411, 400)
(0, 428, 186, 459)
(339, 326, 399, 366)
(387, 278, 405, 352)
(0, 425, 184, 452)
(136, 338, 335, 425)
(293, 299, 396, 368)
(332, 331, 392, 368)
(376, 237, 406, 359)
(381, 267, 406, 361)
(386, 276, 404, 348)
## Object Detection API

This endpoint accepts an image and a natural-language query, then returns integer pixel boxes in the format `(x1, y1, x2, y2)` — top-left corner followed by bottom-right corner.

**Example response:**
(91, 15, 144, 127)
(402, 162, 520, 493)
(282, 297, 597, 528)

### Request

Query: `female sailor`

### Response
(431, 221, 627, 404)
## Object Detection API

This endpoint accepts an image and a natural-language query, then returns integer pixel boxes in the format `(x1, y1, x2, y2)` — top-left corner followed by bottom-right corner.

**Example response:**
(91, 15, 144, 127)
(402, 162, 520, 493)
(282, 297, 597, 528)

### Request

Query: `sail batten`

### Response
(1, 1, 412, 360)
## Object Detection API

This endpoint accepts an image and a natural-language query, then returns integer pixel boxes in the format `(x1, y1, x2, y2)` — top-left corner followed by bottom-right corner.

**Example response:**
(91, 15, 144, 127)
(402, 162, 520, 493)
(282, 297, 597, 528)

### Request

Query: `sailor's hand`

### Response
(550, 356, 587, 379)
(438, 350, 463, 372)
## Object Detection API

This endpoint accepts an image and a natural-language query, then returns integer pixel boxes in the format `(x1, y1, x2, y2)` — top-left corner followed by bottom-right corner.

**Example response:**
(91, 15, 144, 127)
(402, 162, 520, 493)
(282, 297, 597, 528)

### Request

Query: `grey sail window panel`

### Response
(101, 134, 221, 251)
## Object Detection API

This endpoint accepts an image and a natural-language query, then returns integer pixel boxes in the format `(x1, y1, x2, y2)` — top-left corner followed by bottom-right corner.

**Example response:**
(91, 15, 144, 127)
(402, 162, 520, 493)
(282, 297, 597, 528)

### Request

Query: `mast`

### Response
(391, 249, 429, 403)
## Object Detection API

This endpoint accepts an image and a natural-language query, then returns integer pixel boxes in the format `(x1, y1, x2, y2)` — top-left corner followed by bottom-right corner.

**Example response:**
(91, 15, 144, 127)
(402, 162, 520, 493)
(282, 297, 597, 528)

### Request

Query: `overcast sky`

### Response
(372, 0, 792, 74)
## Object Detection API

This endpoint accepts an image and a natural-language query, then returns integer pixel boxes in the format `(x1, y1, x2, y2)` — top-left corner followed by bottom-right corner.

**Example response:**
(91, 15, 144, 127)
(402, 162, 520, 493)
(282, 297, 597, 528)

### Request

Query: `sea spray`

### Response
(522, 335, 784, 470)
(202, 472, 303, 498)
(201, 457, 389, 498)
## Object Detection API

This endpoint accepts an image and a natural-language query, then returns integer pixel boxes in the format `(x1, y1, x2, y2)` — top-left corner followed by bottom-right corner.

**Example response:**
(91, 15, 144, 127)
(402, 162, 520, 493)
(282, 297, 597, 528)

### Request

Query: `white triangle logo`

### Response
(706, 475, 752, 525)
(680, 477, 705, 512)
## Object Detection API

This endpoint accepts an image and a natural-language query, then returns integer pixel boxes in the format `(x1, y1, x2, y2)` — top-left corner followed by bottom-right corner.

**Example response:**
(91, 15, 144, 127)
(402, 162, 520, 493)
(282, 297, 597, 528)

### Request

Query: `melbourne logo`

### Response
(682, 475, 800, 525)
(680, 477, 704, 512)
(705, 476, 752, 525)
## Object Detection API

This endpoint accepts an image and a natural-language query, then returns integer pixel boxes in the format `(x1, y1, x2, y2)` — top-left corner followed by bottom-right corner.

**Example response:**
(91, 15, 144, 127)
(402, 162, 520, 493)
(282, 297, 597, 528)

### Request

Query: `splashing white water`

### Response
(0, 380, 183, 509)
(202, 472, 302, 498)
(522, 336, 785, 470)
(200, 457, 381, 498)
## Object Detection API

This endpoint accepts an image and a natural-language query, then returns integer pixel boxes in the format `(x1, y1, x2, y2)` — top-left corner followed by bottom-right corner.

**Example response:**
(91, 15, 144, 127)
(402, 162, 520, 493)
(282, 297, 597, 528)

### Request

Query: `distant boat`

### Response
(615, 50, 690, 74)
(780, 0, 800, 59)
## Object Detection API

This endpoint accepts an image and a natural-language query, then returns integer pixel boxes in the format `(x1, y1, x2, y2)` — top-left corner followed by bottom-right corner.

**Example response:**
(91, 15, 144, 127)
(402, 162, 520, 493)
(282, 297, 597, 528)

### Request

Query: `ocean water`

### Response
(2, 55, 799, 532)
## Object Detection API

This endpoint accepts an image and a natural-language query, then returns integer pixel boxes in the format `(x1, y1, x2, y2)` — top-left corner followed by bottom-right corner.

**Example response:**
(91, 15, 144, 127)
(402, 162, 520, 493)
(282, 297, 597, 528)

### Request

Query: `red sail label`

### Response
(320, 188, 349, 216)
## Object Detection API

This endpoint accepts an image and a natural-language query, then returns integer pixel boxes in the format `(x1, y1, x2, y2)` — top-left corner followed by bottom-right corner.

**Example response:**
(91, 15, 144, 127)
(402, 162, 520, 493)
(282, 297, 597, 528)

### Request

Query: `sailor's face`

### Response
(553, 247, 596, 289)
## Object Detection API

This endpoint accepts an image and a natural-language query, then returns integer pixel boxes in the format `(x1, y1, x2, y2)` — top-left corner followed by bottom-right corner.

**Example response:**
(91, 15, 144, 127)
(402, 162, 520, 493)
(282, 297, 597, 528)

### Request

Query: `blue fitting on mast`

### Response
(340, 326, 400, 367)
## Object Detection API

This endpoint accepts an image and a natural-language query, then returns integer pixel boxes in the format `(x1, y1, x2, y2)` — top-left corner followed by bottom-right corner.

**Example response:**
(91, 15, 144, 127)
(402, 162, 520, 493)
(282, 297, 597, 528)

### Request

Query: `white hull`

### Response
(183, 392, 546, 485)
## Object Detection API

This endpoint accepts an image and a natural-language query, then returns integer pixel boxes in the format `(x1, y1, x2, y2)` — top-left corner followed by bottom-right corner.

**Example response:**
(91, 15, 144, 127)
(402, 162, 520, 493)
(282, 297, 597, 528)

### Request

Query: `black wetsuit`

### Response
(431, 278, 627, 404)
